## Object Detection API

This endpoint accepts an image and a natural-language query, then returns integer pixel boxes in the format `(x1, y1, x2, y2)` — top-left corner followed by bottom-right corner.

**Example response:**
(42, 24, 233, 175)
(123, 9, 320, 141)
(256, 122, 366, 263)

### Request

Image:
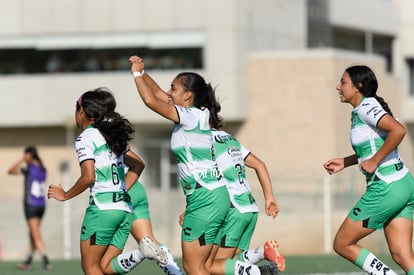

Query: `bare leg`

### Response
(131, 219, 182, 274)
(80, 240, 107, 275)
(206, 245, 237, 274)
(384, 217, 414, 272)
(131, 219, 160, 244)
(27, 218, 45, 252)
(333, 217, 374, 262)
(334, 217, 398, 274)
(100, 245, 123, 275)
(182, 239, 212, 275)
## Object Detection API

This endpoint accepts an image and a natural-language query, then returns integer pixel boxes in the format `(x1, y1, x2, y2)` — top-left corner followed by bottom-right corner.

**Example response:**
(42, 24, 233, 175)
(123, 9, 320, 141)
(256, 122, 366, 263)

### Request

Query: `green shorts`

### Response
(214, 208, 258, 251)
(80, 204, 132, 250)
(128, 181, 151, 221)
(182, 185, 230, 245)
(349, 172, 414, 229)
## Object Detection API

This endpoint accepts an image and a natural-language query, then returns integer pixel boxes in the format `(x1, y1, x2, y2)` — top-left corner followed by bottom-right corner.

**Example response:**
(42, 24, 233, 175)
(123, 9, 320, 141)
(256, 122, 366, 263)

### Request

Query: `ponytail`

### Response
(374, 95, 393, 117)
(206, 83, 222, 129)
(176, 72, 223, 129)
(346, 65, 394, 117)
(94, 112, 134, 157)
(78, 90, 134, 156)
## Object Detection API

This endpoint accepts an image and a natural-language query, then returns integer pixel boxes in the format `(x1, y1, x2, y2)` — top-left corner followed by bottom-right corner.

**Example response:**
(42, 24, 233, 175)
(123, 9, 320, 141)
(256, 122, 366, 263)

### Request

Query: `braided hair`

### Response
(175, 72, 222, 129)
(345, 65, 393, 116)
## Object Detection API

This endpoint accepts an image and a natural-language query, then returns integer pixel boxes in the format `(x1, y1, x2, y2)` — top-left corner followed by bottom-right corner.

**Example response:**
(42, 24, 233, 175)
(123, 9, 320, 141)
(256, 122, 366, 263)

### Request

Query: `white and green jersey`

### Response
(212, 129, 258, 213)
(75, 126, 131, 212)
(351, 97, 408, 184)
(171, 106, 225, 196)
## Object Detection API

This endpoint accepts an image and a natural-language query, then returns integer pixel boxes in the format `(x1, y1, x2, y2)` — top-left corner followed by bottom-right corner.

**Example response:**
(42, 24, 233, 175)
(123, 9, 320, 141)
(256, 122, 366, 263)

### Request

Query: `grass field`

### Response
(0, 254, 405, 275)
(0, 255, 403, 275)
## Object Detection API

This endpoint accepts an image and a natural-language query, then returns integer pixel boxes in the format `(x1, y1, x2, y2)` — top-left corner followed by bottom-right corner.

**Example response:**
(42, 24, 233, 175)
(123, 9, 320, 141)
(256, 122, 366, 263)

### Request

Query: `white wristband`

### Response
(132, 70, 145, 78)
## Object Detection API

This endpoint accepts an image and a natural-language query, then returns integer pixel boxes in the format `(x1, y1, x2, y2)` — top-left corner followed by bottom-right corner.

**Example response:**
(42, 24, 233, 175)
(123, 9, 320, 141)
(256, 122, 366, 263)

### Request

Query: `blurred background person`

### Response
(7, 146, 52, 270)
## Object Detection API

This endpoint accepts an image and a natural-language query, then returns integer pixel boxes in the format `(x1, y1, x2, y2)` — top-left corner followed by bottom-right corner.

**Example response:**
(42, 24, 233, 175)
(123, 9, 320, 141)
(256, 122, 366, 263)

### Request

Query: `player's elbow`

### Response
(398, 125, 407, 138)
(142, 96, 158, 109)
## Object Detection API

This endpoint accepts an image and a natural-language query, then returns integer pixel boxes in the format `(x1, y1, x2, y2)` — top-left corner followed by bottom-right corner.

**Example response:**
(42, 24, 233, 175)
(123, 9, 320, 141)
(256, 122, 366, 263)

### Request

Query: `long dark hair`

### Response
(24, 146, 46, 171)
(76, 88, 134, 156)
(345, 65, 393, 116)
(176, 72, 222, 129)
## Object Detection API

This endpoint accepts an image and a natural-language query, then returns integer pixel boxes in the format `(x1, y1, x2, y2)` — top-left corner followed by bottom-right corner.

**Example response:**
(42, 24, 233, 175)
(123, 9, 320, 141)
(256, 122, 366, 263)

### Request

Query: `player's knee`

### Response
(389, 249, 409, 268)
(182, 257, 204, 275)
(81, 260, 101, 275)
(182, 258, 192, 274)
(332, 237, 344, 255)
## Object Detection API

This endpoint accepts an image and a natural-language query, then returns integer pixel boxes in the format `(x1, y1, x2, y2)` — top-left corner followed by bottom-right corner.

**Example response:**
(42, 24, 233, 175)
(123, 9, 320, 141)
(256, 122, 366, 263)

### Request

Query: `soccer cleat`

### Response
(138, 236, 168, 265)
(264, 240, 286, 272)
(259, 262, 279, 275)
(16, 255, 33, 270)
(42, 255, 53, 270)
(16, 263, 32, 270)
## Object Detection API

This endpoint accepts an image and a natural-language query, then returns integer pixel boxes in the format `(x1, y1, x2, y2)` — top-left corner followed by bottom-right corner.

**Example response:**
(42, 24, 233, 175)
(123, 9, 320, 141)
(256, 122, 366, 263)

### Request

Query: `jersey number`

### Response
(235, 163, 245, 184)
(111, 162, 122, 185)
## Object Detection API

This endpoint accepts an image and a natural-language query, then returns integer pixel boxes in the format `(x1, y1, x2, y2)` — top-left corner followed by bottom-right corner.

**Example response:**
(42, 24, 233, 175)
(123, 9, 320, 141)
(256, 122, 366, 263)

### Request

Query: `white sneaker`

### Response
(138, 236, 168, 265)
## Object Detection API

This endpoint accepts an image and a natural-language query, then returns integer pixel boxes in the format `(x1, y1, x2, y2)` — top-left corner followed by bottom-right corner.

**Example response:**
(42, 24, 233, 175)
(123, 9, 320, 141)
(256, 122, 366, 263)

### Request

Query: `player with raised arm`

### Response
(129, 55, 279, 275)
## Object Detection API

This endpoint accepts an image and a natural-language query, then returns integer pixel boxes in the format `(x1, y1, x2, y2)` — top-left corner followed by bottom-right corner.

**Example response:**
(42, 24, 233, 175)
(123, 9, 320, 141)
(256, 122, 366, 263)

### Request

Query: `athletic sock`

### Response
(236, 247, 264, 264)
(111, 248, 145, 274)
(42, 254, 52, 270)
(355, 248, 398, 275)
(24, 254, 33, 265)
(224, 259, 261, 275)
(157, 245, 183, 275)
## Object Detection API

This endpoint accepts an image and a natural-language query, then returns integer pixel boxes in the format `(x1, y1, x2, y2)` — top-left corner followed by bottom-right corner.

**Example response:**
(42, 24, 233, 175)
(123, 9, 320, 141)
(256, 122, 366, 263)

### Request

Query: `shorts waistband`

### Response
(89, 192, 131, 205)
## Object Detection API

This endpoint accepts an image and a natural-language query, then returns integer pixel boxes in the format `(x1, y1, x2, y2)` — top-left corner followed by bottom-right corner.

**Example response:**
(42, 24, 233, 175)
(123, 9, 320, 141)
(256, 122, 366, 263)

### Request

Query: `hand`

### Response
(47, 184, 65, 201)
(359, 158, 378, 174)
(178, 212, 184, 226)
(129, 55, 145, 74)
(265, 199, 280, 219)
(323, 158, 345, 175)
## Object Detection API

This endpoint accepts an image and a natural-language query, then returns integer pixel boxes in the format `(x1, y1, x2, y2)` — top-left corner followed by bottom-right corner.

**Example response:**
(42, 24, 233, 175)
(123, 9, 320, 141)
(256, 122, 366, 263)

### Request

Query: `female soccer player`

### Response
(100, 89, 183, 274)
(206, 128, 285, 274)
(129, 55, 279, 275)
(324, 65, 414, 275)
(47, 89, 165, 275)
(8, 146, 52, 270)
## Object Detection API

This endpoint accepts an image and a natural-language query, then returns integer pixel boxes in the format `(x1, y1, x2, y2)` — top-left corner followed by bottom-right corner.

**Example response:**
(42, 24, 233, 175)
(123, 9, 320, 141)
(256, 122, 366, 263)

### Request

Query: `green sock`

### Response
(355, 248, 397, 275)
(224, 259, 236, 275)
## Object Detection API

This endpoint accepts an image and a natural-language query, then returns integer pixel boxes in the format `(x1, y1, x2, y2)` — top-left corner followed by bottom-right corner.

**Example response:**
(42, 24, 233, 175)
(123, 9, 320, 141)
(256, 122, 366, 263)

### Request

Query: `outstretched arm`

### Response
(129, 55, 178, 123)
(8, 158, 25, 175)
(323, 154, 357, 175)
(244, 153, 279, 219)
(48, 160, 94, 201)
(124, 150, 145, 191)
(141, 68, 170, 103)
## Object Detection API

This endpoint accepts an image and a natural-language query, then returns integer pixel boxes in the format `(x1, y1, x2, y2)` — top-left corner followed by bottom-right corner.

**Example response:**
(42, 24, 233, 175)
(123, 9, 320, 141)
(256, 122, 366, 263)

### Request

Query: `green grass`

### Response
(0, 254, 404, 274)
